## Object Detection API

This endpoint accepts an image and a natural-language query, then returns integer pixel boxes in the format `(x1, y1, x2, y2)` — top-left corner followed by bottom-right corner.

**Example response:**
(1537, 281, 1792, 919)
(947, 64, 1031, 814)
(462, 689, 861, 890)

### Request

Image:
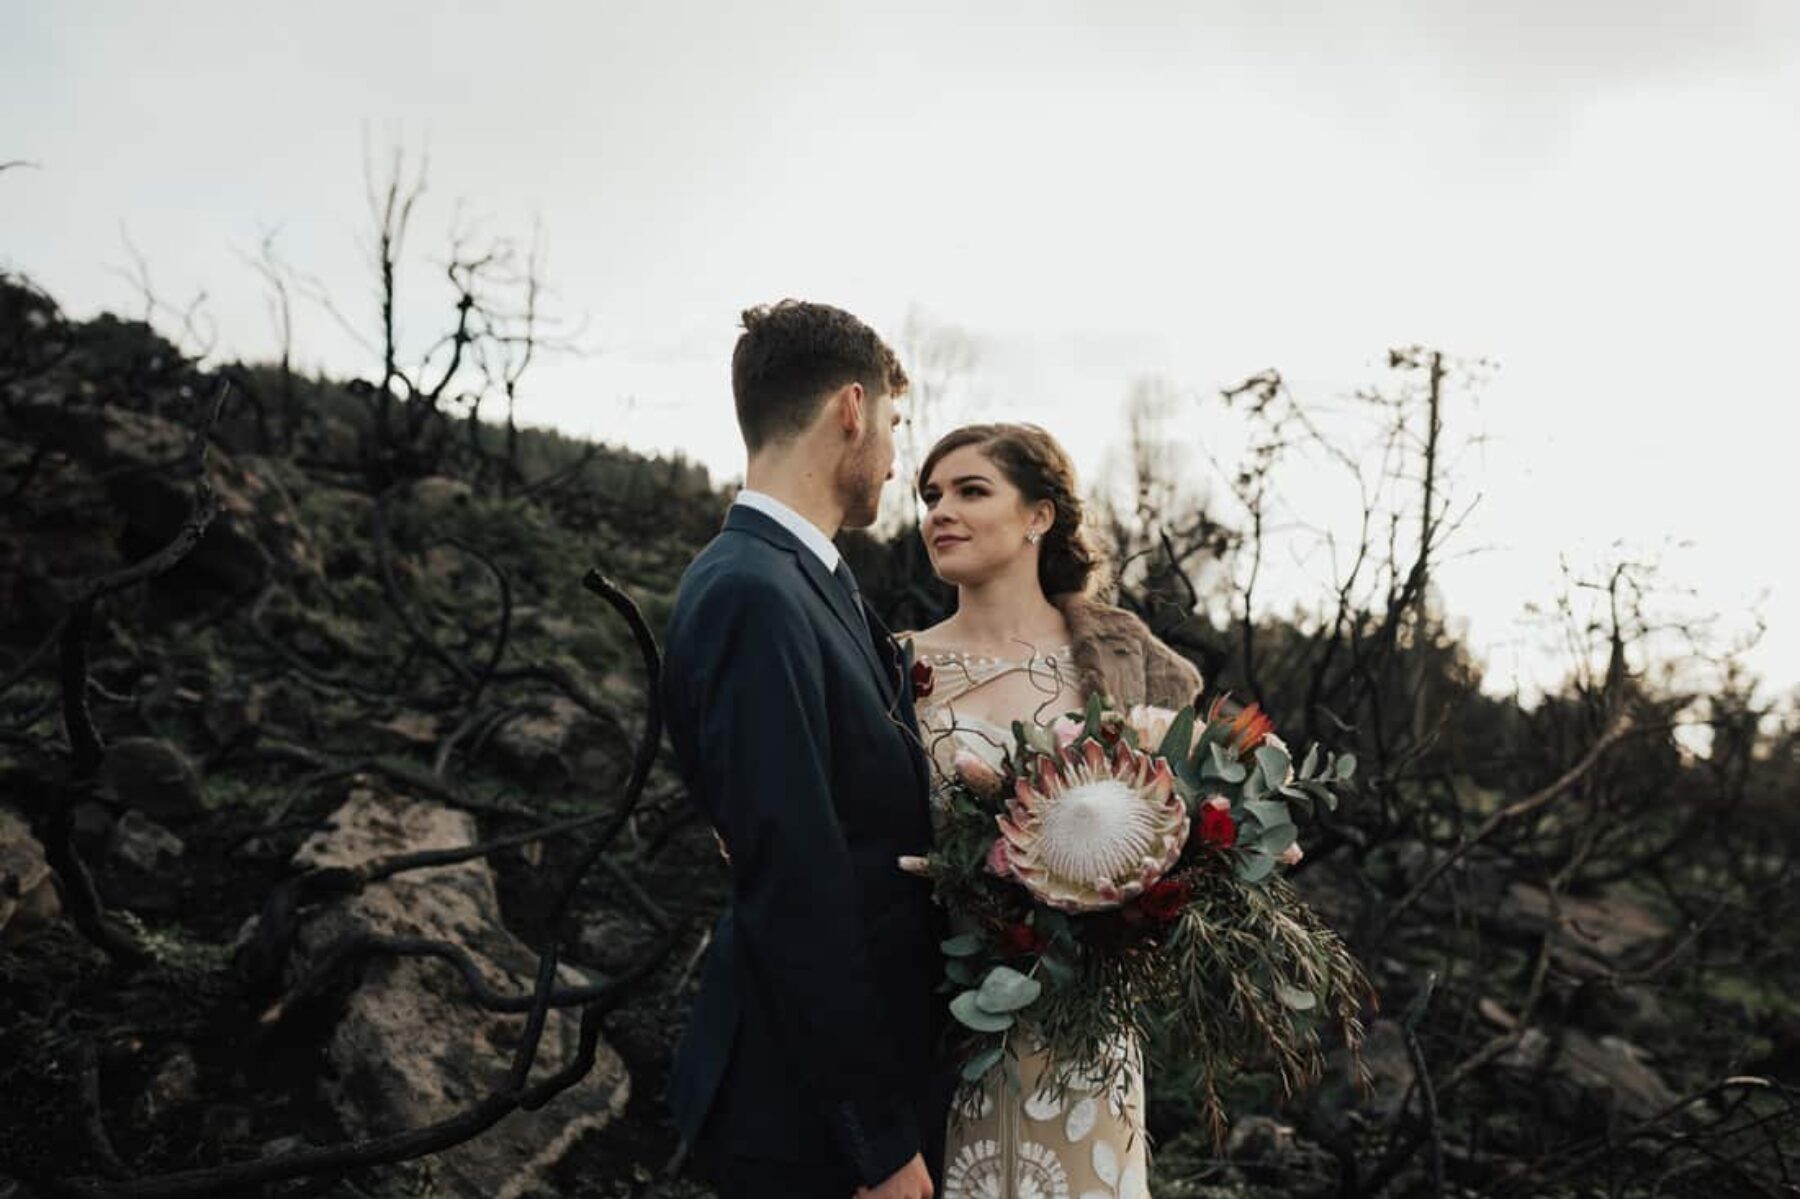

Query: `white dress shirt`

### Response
(732, 489, 842, 573)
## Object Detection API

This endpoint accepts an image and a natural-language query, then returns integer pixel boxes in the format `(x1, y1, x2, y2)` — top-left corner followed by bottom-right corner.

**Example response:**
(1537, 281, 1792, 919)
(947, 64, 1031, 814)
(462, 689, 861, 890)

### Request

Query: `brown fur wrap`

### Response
(1051, 591, 1204, 712)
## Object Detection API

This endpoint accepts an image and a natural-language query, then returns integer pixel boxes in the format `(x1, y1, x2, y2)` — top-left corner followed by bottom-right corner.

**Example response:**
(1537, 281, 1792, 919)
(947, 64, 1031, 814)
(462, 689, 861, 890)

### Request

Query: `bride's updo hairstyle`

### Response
(918, 422, 1107, 598)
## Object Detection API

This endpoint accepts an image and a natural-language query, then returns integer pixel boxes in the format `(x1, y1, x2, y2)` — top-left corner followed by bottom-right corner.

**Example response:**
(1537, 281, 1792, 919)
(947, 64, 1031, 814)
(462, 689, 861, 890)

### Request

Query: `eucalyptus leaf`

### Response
(1244, 798, 1290, 828)
(1281, 787, 1317, 820)
(961, 1045, 1005, 1082)
(1084, 692, 1105, 738)
(1206, 742, 1247, 784)
(1236, 849, 1277, 884)
(1300, 743, 1320, 780)
(1039, 954, 1075, 986)
(950, 990, 1016, 1032)
(1255, 744, 1292, 789)
(1243, 768, 1268, 803)
(1258, 821, 1298, 855)
(942, 934, 985, 958)
(1335, 752, 1358, 780)
(976, 965, 1043, 1014)
(946, 958, 979, 987)
(1276, 983, 1317, 1011)
(1157, 707, 1197, 764)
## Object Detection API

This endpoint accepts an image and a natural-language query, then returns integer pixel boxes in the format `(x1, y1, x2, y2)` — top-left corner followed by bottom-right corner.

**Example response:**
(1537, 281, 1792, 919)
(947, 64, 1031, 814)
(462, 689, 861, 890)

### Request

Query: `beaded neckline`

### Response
(918, 643, 1073, 670)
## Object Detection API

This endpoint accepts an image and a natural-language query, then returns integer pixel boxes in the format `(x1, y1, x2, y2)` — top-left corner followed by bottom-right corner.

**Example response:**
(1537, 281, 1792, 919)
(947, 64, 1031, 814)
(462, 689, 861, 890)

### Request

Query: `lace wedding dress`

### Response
(914, 641, 1151, 1199)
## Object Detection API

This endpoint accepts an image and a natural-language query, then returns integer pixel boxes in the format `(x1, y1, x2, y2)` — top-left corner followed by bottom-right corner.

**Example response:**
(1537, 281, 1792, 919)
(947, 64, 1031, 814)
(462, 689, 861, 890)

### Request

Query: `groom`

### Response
(660, 301, 946, 1198)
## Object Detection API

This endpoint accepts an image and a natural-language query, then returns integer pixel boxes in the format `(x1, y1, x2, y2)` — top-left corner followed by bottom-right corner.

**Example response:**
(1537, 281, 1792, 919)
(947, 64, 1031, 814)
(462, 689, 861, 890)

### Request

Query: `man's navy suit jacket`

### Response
(659, 505, 946, 1186)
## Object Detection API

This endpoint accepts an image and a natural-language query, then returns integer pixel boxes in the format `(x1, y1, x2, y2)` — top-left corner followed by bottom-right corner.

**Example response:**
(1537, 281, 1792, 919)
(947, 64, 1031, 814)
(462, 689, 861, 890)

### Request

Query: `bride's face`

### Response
(918, 445, 1050, 587)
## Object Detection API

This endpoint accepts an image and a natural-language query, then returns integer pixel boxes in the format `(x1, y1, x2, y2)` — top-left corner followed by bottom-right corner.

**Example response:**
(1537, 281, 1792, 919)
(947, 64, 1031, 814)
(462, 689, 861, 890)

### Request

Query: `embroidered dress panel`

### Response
(915, 647, 1152, 1199)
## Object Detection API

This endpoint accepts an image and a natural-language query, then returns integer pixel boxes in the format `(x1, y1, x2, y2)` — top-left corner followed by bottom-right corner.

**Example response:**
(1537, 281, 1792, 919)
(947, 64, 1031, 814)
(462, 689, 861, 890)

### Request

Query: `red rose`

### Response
(1137, 878, 1193, 923)
(911, 657, 935, 700)
(1196, 803, 1237, 850)
(997, 921, 1046, 958)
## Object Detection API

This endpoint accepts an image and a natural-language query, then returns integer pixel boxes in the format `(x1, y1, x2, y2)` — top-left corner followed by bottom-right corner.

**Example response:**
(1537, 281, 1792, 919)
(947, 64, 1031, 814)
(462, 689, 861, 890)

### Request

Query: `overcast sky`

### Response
(5, 1, 1798, 701)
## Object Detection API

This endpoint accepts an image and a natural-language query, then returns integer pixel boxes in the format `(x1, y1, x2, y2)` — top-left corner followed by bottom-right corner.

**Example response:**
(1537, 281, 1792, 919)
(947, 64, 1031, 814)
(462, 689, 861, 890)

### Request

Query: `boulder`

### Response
(488, 696, 616, 784)
(104, 809, 186, 914)
(289, 788, 629, 1199)
(5, 397, 319, 610)
(1493, 883, 1671, 974)
(1498, 1026, 1678, 1124)
(575, 908, 659, 977)
(0, 807, 61, 943)
(1299, 1018, 1417, 1140)
(405, 475, 473, 513)
(131, 1045, 200, 1128)
(98, 737, 205, 825)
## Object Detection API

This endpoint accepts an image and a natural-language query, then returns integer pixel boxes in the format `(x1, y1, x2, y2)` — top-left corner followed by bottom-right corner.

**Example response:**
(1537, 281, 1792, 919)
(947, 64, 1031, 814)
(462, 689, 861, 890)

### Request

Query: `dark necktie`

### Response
(832, 558, 863, 614)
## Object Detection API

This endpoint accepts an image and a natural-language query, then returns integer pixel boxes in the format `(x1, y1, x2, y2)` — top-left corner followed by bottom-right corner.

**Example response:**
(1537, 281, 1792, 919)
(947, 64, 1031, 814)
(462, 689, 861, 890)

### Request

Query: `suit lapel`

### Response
(793, 549, 899, 704)
(723, 506, 897, 703)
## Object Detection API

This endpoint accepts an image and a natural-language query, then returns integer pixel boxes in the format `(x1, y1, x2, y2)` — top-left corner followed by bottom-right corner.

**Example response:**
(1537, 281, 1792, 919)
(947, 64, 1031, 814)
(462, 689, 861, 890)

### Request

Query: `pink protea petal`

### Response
(1035, 757, 1062, 798)
(985, 836, 1014, 877)
(1145, 756, 1175, 803)
(1082, 738, 1107, 775)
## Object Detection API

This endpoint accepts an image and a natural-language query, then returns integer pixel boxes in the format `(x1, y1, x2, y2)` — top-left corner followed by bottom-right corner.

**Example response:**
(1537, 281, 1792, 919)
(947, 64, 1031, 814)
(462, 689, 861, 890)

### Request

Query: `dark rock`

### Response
(1298, 1018, 1416, 1140)
(98, 737, 205, 825)
(1227, 1113, 1297, 1161)
(489, 696, 614, 784)
(104, 809, 186, 914)
(131, 1045, 200, 1127)
(405, 475, 473, 513)
(1492, 883, 1672, 973)
(576, 908, 657, 976)
(1498, 1025, 1679, 1124)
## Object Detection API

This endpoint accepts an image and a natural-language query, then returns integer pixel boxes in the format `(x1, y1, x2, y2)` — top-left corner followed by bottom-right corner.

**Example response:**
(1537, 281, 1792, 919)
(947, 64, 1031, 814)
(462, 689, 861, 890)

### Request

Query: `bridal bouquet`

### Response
(902, 694, 1373, 1139)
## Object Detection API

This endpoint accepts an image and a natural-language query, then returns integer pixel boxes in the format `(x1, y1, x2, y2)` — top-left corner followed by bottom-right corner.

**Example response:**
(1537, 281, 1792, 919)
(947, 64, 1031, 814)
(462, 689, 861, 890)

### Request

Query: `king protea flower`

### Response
(993, 737, 1190, 912)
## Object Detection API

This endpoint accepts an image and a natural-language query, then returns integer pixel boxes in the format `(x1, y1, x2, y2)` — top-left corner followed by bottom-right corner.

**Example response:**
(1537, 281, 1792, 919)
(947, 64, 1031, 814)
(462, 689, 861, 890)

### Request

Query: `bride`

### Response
(902, 423, 1202, 1199)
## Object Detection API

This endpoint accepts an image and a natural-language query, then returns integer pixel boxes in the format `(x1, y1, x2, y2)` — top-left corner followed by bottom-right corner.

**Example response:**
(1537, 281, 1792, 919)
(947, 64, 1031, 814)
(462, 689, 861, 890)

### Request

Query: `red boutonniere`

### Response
(911, 655, 935, 700)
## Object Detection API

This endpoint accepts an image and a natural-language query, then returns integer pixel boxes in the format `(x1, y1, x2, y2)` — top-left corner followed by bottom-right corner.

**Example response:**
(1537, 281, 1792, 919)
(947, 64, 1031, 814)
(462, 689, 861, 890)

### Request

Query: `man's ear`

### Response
(832, 381, 867, 438)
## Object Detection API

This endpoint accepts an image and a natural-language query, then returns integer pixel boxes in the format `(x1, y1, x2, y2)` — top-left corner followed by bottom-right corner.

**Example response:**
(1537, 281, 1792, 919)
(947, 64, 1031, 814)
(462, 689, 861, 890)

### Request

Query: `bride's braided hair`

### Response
(917, 422, 1107, 598)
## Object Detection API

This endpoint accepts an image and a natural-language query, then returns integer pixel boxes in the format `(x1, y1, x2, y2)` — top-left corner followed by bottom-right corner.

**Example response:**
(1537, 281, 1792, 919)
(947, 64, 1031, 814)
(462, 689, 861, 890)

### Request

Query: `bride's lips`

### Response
(931, 534, 969, 551)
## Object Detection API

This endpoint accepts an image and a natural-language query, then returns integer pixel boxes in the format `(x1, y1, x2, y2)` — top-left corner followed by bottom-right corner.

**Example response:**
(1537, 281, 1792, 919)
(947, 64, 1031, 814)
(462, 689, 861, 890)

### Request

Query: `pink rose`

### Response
(1051, 715, 1084, 750)
(1279, 842, 1304, 867)
(953, 748, 1004, 799)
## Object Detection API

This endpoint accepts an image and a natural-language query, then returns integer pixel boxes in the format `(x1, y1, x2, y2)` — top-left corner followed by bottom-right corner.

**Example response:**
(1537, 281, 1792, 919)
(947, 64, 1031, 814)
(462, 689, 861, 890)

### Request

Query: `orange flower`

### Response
(1208, 696, 1276, 757)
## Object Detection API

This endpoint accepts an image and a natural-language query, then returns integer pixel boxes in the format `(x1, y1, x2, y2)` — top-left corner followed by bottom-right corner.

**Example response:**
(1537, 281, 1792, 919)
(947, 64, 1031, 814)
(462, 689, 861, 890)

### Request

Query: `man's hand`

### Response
(853, 1152, 932, 1199)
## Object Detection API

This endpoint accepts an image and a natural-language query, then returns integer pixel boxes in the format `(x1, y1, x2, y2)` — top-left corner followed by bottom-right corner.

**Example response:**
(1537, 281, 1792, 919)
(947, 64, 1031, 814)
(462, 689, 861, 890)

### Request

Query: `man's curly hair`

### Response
(731, 300, 909, 453)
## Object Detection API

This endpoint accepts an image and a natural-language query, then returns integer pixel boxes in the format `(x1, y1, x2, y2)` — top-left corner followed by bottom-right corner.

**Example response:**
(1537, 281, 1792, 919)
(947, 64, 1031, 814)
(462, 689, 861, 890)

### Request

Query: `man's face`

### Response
(838, 386, 900, 529)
